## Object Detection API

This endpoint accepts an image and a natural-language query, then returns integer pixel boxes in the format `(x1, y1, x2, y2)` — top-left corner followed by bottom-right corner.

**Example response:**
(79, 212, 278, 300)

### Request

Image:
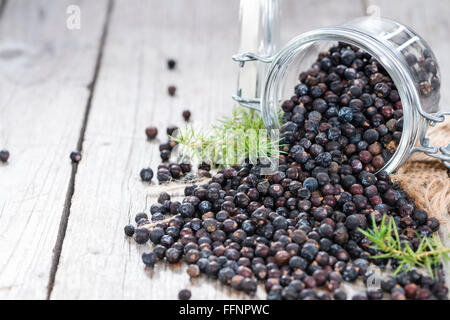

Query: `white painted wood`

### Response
(0, 0, 109, 299)
(50, 0, 364, 299)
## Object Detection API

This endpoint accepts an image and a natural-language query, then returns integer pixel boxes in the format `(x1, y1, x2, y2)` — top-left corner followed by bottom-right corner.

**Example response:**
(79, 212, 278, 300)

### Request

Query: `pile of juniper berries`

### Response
(125, 43, 448, 300)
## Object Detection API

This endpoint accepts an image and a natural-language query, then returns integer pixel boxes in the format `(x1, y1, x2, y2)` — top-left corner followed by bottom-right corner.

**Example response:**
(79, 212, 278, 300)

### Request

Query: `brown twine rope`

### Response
(391, 119, 450, 232)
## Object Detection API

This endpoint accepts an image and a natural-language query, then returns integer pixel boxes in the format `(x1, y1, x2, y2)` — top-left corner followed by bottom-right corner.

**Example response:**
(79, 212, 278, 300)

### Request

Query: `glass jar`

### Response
(233, 1, 450, 173)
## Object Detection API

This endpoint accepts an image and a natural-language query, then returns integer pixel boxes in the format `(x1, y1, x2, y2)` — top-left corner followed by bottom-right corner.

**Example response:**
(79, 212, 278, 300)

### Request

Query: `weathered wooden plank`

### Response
(365, 0, 450, 107)
(0, 0, 109, 299)
(51, 0, 364, 299)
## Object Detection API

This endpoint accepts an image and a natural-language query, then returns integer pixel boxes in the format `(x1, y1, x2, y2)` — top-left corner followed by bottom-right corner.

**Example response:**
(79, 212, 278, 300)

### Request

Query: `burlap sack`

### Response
(392, 119, 450, 232)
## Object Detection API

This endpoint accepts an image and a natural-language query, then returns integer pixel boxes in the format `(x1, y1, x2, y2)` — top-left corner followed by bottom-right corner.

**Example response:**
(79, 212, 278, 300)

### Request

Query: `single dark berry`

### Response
(405, 54, 417, 66)
(167, 125, 178, 136)
(182, 110, 191, 121)
(342, 265, 358, 282)
(142, 252, 157, 267)
(145, 126, 158, 139)
(169, 164, 182, 179)
(412, 209, 428, 225)
(269, 184, 284, 198)
(301, 243, 318, 261)
(167, 59, 176, 70)
(134, 227, 149, 244)
(367, 289, 383, 300)
(153, 245, 166, 259)
(292, 229, 308, 245)
(338, 107, 353, 123)
(178, 289, 191, 300)
(380, 276, 397, 292)
(140, 168, 154, 182)
(427, 217, 440, 232)
(363, 129, 379, 144)
(341, 49, 356, 66)
(134, 212, 148, 223)
(70, 151, 82, 164)
(416, 288, 432, 300)
(345, 214, 360, 230)
(149, 227, 165, 244)
(185, 249, 200, 264)
(218, 267, 235, 285)
(333, 289, 347, 300)
(0, 150, 10, 163)
(157, 168, 171, 182)
(124, 224, 135, 237)
(303, 177, 318, 191)
(404, 283, 418, 299)
(166, 247, 181, 263)
(187, 264, 200, 278)
(432, 283, 448, 300)
(168, 85, 177, 96)
(242, 278, 257, 295)
(178, 203, 195, 218)
(160, 149, 171, 162)
(374, 82, 390, 98)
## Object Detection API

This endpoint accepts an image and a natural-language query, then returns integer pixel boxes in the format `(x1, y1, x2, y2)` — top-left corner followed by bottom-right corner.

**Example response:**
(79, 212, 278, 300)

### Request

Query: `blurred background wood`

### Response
(0, 0, 447, 299)
(0, 0, 109, 299)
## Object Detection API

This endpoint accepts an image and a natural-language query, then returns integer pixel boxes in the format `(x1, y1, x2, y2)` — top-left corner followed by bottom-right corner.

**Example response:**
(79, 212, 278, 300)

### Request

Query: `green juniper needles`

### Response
(359, 214, 450, 278)
(173, 108, 284, 168)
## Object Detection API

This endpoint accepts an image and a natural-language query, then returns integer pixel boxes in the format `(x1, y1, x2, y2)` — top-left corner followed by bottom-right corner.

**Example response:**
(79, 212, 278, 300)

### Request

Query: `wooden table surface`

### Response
(0, 0, 448, 300)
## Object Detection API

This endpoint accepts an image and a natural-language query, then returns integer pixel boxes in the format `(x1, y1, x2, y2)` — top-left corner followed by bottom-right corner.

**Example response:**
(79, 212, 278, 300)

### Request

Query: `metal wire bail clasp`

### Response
(233, 0, 279, 113)
(411, 110, 450, 169)
(232, 52, 273, 112)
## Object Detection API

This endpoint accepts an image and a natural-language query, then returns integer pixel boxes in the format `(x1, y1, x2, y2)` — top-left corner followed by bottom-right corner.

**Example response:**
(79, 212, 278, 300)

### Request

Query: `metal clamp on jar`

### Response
(232, 0, 450, 173)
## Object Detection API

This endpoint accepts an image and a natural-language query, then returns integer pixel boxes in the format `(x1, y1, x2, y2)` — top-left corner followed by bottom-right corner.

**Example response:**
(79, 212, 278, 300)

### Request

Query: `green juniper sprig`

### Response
(172, 107, 285, 168)
(358, 214, 450, 278)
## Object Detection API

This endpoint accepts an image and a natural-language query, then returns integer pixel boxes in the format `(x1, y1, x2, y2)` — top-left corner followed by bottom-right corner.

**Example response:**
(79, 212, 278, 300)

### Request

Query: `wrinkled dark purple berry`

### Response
(140, 168, 154, 182)
(168, 85, 177, 96)
(182, 110, 191, 121)
(70, 151, 82, 164)
(178, 289, 191, 300)
(142, 252, 157, 267)
(160, 150, 171, 162)
(145, 126, 158, 139)
(134, 227, 149, 244)
(167, 59, 176, 70)
(0, 149, 10, 163)
(124, 224, 135, 237)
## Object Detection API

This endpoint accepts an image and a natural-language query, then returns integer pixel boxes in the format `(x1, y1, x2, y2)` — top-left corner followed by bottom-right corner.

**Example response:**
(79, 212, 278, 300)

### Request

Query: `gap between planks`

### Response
(0, 0, 7, 21)
(45, 0, 115, 300)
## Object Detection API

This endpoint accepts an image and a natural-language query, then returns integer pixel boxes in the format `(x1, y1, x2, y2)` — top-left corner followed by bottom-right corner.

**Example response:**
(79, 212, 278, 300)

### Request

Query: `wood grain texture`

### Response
(0, 0, 109, 299)
(50, 0, 364, 299)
